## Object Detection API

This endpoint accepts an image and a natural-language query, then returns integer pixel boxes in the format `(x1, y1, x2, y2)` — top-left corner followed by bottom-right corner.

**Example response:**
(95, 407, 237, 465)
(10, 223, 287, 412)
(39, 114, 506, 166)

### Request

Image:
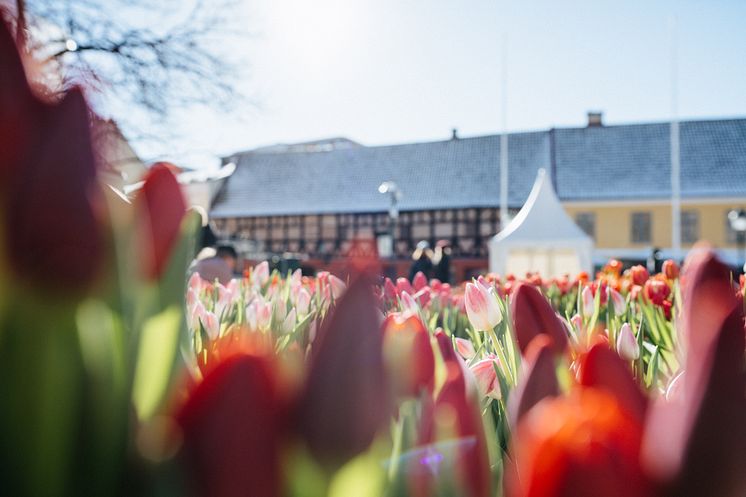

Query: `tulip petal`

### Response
(177, 354, 283, 497)
(296, 275, 390, 468)
(135, 163, 187, 280)
(578, 344, 647, 424)
(510, 283, 568, 355)
(6, 88, 103, 293)
(508, 335, 559, 427)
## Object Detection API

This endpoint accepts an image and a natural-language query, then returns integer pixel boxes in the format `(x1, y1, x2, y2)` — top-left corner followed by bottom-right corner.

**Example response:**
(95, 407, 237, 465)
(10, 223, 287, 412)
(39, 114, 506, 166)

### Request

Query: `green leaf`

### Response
(131, 306, 182, 420)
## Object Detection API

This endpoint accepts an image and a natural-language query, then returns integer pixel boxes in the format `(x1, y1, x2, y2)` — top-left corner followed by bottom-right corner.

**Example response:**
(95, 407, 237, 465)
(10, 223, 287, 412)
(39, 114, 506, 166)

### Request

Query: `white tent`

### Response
(489, 168, 594, 278)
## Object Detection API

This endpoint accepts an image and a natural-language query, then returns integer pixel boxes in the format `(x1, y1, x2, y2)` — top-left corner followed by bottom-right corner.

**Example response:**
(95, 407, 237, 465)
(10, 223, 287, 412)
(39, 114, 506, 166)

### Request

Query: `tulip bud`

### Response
(281, 308, 296, 334)
(253, 261, 270, 287)
(510, 282, 568, 355)
(400, 291, 419, 314)
(177, 354, 284, 497)
(296, 288, 312, 316)
(382, 313, 435, 397)
(296, 276, 390, 468)
(329, 274, 347, 300)
(616, 323, 639, 361)
(662, 259, 679, 280)
(609, 288, 626, 315)
(412, 271, 428, 291)
(629, 265, 650, 286)
(200, 310, 220, 341)
(644, 279, 671, 306)
(383, 278, 397, 302)
(470, 355, 501, 400)
(455, 337, 476, 360)
(464, 282, 502, 331)
(396, 277, 414, 296)
(581, 286, 595, 318)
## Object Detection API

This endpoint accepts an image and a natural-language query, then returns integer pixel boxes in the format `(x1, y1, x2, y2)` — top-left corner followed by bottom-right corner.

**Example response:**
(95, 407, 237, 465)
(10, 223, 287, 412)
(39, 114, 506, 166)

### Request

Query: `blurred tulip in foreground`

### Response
(296, 276, 390, 468)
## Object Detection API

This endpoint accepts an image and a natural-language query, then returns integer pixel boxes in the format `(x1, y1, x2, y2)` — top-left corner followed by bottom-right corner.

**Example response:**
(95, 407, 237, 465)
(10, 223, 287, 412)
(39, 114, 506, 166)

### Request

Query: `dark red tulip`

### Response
(642, 249, 746, 497)
(1, 19, 104, 293)
(177, 354, 284, 497)
(578, 344, 647, 424)
(510, 282, 568, 355)
(296, 275, 391, 468)
(134, 163, 187, 280)
(644, 279, 670, 306)
(508, 335, 559, 427)
(629, 265, 650, 286)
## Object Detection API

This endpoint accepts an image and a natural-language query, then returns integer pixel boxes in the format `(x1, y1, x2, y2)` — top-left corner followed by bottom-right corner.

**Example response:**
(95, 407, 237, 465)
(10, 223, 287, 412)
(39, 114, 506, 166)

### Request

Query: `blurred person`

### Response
(432, 239, 452, 283)
(408, 240, 433, 281)
(192, 244, 238, 284)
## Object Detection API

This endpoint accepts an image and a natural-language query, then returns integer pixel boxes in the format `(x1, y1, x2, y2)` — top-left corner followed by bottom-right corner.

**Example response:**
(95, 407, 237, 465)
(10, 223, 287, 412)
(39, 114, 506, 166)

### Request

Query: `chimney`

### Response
(587, 111, 603, 127)
(451, 128, 459, 140)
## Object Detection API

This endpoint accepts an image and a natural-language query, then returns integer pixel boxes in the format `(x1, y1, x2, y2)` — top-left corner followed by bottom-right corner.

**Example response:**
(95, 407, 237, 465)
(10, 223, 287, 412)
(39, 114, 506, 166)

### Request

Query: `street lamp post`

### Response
(378, 181, 401, 259)
(728, 208, 746, 274)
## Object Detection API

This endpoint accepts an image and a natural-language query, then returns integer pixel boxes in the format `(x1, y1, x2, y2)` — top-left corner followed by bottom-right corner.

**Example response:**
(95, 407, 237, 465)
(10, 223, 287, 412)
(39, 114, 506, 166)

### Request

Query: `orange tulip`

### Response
(382, 312, 435, 397)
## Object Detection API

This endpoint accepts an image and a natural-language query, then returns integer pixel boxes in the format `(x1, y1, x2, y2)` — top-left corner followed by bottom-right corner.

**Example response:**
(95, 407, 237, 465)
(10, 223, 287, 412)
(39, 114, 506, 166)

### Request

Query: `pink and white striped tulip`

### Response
(464, 282, 502, 331)
(296, 288, 312, 316)
(400, 291, 419, 314)
(616, 322, 639, 361)
(609, 287, 626, 315)
(470, 355, 502, 400)
(581, 285, 595, 318)
(455, 337, 476, 360)
(253, 261, 270, 287)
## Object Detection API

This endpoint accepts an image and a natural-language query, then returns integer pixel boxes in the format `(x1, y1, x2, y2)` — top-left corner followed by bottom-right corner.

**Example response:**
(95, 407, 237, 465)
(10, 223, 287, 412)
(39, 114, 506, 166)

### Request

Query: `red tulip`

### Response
(396, 277, 414, 296)
(296, 275, 391, 468)
(577, 344, 647, 423)
(507, 388, 653, 497)
(382, 312, 435, 397)
(644, 279, 670, 306)
(134, 163, 187, 280)
(662, 259, 679, 280)
(508, 335, 559, 427)
(629, 265, 650, 286)
(510, 283, 568, 355)
(1, 18, 103, 294)
(177, 354, 284, 497)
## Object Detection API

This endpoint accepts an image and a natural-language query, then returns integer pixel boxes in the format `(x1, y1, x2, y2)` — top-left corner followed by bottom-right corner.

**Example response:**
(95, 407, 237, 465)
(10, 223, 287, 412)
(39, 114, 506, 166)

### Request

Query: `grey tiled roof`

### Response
(211, 118, 746, 218)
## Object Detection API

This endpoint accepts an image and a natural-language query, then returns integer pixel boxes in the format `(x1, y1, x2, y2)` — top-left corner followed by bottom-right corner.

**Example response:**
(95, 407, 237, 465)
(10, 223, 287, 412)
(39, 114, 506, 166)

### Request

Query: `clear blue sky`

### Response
(132, 0, 746, 168)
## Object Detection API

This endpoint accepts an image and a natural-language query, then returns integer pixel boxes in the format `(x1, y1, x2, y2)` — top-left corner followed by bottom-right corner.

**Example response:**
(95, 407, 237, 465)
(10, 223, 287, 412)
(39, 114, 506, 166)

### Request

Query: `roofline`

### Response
(222, 115, 746, 161)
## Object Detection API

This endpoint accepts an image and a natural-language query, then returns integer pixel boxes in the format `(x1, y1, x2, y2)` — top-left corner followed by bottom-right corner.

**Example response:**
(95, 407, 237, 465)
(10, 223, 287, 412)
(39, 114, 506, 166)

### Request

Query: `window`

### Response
(726, 209, 746, 244)
(575, 212, 596, 239)
(681, 210, 699, 244)
(631, 212, 651, 244)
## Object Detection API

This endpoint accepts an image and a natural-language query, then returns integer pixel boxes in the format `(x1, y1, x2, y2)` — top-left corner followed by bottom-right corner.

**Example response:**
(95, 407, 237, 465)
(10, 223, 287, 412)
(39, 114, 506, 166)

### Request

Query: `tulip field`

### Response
(3, 14, 746, 497)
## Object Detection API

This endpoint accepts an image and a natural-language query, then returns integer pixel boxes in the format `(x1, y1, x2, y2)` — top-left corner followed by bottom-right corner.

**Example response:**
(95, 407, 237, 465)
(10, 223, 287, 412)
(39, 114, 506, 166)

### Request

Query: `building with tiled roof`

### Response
(211, 115, 746, 279)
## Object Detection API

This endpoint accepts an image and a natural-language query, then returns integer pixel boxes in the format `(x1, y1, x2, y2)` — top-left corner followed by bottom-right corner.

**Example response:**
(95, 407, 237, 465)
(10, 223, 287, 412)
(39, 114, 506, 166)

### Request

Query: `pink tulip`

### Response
(464, 282, 502, 331)
(396, 277, 414, 296)
(253, 261, 270, 286)
(329, 274, 347, 299)
(609, 287, 626, 315)
(581, 285, 595, 318)
(383, 278, 397, 301)
(188, 271, 203, 293)
(454, 337, 476, 360)
(413, 271, 428, 291)
(616, 323, 639, 361)
(400, 291, 419, 314)
(296, 288, 312, 316)
(201, 310, 220, 341)
(281, 308, 296, 334)
(470, 355, 501, 400)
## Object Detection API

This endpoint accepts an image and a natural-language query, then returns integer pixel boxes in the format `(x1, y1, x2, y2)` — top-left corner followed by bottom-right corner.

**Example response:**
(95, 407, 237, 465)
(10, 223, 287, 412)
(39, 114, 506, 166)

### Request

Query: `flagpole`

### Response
(499, 33, 509, 229)
(670, 16, 681, 262)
